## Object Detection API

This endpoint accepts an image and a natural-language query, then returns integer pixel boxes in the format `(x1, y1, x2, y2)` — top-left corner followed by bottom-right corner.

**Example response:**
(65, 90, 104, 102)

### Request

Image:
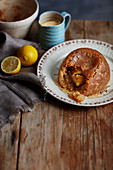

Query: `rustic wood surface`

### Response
(0, 20, 113, 170)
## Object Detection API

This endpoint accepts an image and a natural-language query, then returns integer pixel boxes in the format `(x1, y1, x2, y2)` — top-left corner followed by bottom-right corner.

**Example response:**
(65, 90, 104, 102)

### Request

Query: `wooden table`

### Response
(0, 20, 113, 170)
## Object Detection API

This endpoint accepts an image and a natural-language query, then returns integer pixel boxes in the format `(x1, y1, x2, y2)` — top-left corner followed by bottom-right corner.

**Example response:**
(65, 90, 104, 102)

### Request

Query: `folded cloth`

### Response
(0, 31, 45, 130)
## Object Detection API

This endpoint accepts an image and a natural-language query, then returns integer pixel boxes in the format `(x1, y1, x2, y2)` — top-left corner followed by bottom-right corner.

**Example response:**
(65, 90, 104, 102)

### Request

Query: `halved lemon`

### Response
(1, 56, 21, 74)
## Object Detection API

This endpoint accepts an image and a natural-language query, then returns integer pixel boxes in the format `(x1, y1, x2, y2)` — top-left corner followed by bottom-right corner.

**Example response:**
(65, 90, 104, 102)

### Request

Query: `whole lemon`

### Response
(17, 45, 38, 66)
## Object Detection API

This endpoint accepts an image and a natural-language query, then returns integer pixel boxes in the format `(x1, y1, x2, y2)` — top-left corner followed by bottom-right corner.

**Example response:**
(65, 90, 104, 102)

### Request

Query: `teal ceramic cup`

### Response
(38, 11, 71, 49)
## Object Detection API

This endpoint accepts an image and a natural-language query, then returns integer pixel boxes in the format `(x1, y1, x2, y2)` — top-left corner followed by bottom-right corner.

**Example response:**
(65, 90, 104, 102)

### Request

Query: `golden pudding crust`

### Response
(58, 48, 110, 98)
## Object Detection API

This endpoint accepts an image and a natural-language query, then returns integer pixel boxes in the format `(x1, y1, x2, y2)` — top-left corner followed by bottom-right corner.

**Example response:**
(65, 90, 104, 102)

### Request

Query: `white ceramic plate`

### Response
(37, 39, 113, 106)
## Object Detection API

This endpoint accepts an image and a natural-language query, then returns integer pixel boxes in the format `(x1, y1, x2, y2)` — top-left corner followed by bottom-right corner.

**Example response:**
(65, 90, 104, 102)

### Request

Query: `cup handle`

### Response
(61, 11, 71, 31)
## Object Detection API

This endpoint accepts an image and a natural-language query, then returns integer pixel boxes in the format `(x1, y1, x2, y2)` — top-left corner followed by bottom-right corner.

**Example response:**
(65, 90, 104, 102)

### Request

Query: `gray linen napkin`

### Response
(0, 31, 45, 129)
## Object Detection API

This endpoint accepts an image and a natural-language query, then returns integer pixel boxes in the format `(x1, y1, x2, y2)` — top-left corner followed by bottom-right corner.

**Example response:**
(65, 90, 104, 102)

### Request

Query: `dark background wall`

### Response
(37, 0, 113, 21)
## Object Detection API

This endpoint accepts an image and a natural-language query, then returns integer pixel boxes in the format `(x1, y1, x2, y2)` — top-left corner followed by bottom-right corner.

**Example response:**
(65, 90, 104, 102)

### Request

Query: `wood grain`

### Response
(65, 20, 84, 40)
(18, 20, 113, 170)
(84, 20, 113, 170)
(85, 20, 113, 44)
(18, 20, 85, 170)
(0, 20, 113, 170)
(0, 114, 21, 170)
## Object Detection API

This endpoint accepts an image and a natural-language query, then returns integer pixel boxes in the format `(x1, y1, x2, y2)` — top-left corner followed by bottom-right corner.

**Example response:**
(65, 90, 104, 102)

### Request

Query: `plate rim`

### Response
(37, 39, 113, 107)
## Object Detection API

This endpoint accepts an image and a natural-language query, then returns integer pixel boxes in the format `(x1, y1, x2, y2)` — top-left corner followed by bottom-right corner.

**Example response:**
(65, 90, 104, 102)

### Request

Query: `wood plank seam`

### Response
(16, 112, 22, 170)
(83, 20, 86, 39)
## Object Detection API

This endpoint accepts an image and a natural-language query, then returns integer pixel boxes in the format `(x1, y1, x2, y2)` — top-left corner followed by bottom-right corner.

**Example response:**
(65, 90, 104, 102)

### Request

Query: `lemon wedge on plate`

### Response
(1, 56, 21, 74)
